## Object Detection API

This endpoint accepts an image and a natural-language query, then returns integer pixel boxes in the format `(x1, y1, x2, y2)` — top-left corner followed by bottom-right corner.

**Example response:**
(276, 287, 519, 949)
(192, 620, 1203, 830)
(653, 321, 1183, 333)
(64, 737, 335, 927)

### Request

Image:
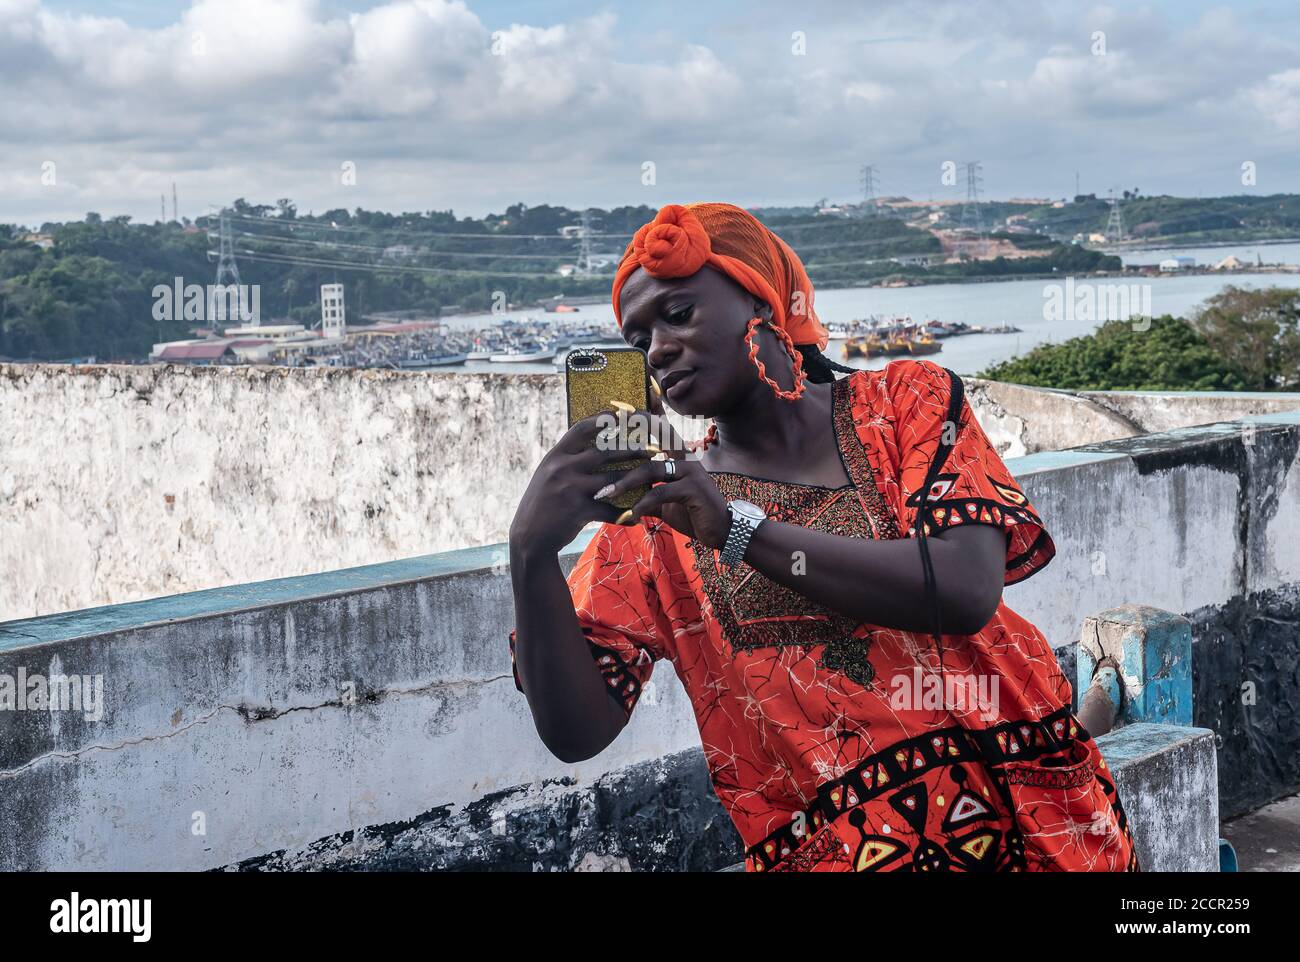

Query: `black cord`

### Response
(915, 368, 965, 668)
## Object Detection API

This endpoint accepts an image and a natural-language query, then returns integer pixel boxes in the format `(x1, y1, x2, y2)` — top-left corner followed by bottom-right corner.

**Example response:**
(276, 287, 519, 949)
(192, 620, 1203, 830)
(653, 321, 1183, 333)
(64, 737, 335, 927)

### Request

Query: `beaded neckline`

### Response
(702, 377, 855, 492)
(706, 471, 852, 492)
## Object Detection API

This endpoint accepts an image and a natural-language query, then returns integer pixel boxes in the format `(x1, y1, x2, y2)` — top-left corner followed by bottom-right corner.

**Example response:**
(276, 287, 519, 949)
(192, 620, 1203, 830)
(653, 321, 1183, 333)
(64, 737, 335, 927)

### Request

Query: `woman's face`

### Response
(618, 265, 774, 417)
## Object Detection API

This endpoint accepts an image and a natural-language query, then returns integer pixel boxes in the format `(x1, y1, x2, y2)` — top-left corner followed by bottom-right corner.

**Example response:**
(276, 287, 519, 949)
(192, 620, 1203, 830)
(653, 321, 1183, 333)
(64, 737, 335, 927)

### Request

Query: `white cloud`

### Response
(1245, 68, 1300, 132)
(845, 81, 892, 105)
(0, 0, 1297, 225)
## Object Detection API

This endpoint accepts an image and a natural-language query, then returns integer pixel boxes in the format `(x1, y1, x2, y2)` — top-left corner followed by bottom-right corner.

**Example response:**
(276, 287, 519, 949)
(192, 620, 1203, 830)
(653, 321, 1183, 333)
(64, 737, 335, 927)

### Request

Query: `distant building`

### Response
(1159, 256, 1196, 272)
(223, 323, 309, 341)
(1214, 255, 1245, 271)
(891, 253, 937, 267)
(150, 338, 271, 365)
(21, 233, 54, 250)
(321, 284, 346, 339)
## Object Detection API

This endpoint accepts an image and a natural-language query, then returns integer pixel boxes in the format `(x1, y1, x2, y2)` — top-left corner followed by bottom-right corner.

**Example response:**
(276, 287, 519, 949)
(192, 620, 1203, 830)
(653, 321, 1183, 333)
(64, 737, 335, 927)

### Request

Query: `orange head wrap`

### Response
(610, 203, 829, 353)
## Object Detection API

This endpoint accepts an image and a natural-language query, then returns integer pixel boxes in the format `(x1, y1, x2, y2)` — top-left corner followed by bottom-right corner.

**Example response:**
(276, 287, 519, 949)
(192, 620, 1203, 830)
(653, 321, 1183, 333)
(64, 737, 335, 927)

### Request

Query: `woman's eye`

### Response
(668, 306, 693, 324)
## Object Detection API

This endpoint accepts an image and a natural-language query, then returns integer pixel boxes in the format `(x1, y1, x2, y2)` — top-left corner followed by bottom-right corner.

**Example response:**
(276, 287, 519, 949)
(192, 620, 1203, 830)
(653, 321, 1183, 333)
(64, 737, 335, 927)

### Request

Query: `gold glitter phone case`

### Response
(564, 347, 651, 510)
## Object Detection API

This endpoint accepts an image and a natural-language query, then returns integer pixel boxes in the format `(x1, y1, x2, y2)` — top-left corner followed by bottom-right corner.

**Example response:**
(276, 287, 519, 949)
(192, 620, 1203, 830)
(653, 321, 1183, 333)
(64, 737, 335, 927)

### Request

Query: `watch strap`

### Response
(720, 504, 759, 568)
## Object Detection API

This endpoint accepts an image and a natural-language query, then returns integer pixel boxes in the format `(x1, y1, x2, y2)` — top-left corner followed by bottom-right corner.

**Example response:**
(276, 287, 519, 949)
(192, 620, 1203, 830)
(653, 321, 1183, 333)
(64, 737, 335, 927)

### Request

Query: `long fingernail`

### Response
(643, 443, 663, 457)
(609, 400, 635, 414)
(615, 510, 635, 525)
(594, 484, 616, 500)
(650, 380, 662, 398)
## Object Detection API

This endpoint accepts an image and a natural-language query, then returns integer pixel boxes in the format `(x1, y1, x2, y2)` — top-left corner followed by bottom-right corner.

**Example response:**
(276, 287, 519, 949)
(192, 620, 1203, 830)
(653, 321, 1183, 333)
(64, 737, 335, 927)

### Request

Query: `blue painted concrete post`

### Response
(1077, 605, 1194, 728)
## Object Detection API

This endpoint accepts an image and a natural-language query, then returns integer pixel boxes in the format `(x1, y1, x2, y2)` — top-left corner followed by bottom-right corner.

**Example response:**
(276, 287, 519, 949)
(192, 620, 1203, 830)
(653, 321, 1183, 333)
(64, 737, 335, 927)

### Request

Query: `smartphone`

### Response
(564, 347, 651, 511)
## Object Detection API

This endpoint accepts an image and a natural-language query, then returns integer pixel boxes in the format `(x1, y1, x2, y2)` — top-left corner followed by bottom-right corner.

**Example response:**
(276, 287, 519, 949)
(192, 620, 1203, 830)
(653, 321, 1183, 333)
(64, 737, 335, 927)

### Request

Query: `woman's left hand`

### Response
(606, 449, 731, 549)
(597, 406, 731, 549)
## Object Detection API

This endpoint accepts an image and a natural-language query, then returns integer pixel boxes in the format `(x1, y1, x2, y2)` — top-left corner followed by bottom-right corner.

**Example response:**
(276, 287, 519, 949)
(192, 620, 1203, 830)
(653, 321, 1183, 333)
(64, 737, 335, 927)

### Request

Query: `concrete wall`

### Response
(1101, 724, 1220, 873)
(4, 361, 1298, 622)
(2, 410, 1297, 870)
(0, 544, 716, 872)
(968, 378, 1300, 459)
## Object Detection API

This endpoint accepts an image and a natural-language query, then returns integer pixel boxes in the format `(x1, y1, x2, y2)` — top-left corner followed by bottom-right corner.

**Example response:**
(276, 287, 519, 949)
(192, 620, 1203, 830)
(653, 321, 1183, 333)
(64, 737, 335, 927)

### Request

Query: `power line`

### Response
(214, 211, 635, 242)
(234, 226, 929, 274)
(790, 236, 935, 253)
(232, 248, 585, 279)
(235, 230, 580, 261)
(218, 208, 935, 242)
(805, 256, 932, 270)
(234, 221, 907, 261)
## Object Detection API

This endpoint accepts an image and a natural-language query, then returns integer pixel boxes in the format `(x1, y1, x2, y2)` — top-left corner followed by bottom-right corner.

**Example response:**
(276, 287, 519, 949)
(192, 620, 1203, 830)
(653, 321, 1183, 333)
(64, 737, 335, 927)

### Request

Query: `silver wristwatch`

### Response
(719, 499, 767, 569)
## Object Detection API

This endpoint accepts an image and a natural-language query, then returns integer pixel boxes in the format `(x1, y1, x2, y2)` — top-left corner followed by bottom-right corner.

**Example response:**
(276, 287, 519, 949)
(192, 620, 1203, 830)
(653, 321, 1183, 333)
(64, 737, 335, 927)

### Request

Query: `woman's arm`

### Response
(739, 520, 1007, 635)
(507, 413, 644, 763)
(508, 544, 629, 763)
(601, 447, 1008, 637)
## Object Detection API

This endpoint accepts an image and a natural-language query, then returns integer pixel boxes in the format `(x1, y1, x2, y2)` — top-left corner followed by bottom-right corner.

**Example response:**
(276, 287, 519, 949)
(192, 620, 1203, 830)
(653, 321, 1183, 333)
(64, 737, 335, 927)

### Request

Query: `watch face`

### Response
(730, 499, 766, 521)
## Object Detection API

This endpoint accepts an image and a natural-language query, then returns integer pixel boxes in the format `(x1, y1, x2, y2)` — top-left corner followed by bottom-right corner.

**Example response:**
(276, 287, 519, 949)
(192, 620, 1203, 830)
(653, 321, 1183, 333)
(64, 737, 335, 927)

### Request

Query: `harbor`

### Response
(261, 312, 1023, 371)
(144, 253, 1300, 377)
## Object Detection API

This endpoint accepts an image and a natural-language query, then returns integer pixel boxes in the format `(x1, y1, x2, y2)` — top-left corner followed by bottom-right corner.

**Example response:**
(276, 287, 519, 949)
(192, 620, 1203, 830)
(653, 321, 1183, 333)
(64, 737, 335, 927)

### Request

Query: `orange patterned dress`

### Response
(509, 359, 1139, 872)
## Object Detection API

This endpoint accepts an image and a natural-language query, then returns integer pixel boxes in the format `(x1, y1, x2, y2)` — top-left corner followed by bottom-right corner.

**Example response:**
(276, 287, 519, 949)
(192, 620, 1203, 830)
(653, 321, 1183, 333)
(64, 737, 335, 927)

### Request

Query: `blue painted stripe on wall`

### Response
(0, 528, 600, 652)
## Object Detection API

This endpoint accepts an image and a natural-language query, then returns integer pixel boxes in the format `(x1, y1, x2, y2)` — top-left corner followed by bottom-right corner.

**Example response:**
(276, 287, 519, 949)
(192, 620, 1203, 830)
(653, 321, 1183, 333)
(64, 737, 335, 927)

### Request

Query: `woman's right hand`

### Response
(509, 411, 646, 558)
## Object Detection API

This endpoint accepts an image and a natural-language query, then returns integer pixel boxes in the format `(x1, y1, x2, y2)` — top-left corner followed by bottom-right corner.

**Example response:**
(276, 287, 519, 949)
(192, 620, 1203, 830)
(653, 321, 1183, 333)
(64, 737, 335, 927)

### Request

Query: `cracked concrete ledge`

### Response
(0, 672, 514, 781)
(221, 747, 743, 873)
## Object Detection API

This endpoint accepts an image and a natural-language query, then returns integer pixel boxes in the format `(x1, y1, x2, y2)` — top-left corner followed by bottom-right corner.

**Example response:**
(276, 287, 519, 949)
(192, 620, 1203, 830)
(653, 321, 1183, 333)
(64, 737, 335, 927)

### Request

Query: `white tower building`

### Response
(321, 284, 346, 340)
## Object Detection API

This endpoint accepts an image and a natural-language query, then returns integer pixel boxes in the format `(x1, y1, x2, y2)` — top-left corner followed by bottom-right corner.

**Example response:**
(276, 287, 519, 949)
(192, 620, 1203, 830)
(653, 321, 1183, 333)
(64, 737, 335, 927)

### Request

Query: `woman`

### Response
(507, 203, 1138, 872)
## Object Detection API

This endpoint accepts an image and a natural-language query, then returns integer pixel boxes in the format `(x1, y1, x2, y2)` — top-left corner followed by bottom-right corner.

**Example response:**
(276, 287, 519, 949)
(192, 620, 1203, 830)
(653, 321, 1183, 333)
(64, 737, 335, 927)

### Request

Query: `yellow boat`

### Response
(879, 331, 943, 356)
(907, 331, 943, 355)
(842, 334, 884, 360)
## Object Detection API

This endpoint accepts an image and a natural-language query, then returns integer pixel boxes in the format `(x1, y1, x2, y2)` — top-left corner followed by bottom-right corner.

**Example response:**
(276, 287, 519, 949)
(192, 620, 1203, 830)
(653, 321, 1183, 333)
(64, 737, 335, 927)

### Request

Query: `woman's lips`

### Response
(662, 370, 694, 399)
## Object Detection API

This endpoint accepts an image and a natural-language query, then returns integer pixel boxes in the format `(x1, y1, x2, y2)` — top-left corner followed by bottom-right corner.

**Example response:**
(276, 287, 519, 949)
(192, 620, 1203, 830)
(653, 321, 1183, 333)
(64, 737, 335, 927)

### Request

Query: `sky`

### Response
(4, 0, 1299, 226)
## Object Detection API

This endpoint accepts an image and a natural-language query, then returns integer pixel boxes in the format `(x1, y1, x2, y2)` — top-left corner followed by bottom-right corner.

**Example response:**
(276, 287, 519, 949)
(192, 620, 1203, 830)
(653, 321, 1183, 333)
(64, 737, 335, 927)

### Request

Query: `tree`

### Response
(1190, 285, 1300, 390)
(979, 315, 1250, 391)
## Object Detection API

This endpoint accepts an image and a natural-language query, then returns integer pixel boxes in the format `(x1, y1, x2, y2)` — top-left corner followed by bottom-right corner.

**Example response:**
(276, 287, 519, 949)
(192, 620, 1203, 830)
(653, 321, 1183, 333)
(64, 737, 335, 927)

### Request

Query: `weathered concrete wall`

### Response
(1, 363, 560, 621)
(4, 362, 1298, 621)
(966, 378, 1141, 458)
(1100, 724, 1220, 872)
(967, 378, 1300, 459)
(228, 748, 743, 872)
(1, 411, 1296, 870)
(0, 544, 709, 872)
(1011, 412, 1300, 819)
(1078, 389, 1300, 437)
(1007, 412, 1300, 647)
(1189, 583, 1300, 818)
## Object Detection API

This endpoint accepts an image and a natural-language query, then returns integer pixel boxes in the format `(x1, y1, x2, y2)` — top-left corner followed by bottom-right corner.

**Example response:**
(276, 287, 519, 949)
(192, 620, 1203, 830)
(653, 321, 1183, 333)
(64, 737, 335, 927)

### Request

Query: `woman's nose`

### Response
(646, 331, 678, 371)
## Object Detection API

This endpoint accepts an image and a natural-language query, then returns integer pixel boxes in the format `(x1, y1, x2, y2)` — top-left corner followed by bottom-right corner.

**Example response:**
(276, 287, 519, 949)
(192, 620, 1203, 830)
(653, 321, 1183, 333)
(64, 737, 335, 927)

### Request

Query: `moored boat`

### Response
(398, 351, 469, 368)
(490, 346, 557, 362)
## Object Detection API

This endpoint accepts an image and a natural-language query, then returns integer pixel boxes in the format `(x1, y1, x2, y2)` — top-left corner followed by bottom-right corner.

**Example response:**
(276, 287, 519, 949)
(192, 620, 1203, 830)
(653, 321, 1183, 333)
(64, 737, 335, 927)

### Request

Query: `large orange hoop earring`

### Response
(688, 420, 719, 454)
(690, 319, 807, 454)
(745, 316, 807, 402)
